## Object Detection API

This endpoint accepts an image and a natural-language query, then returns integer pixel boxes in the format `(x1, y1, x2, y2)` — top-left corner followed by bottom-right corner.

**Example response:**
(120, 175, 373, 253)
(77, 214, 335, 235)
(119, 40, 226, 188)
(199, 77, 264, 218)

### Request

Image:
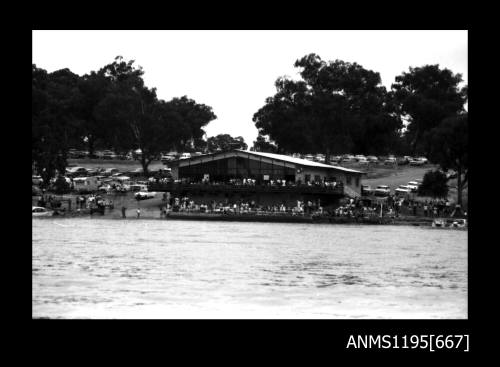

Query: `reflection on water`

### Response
(32, 219, 467, 319)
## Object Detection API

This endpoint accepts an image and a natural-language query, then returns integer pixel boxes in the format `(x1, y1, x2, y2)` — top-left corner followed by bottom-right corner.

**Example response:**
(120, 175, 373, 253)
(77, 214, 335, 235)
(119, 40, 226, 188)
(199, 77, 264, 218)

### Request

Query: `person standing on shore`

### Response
(137, 208, 141, 218)
(121, 206, 126, 218)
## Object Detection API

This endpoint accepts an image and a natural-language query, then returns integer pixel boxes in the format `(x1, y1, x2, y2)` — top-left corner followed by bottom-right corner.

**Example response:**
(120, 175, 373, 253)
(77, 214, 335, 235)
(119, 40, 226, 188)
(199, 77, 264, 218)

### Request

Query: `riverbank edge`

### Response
(33, 212, 463, 228)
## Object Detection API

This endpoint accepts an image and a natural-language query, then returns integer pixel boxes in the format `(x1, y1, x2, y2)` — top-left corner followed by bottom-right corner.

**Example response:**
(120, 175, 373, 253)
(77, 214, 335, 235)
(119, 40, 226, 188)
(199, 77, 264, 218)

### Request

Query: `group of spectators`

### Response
(385, 196, 465, 218)
(151, 177, 340, 190)
(37, 195, 62, 209)
(158, 195, 324, 216)
(333, 196, 467, 219)
(75, 194, 113, 211)
(155, 192, 467, 219)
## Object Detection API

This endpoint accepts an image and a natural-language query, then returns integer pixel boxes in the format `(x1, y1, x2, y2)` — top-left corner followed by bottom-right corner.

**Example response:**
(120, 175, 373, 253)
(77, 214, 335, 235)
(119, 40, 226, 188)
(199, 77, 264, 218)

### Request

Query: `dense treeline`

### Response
(252, 54, 468, 205)
(32, 56, 217, 181)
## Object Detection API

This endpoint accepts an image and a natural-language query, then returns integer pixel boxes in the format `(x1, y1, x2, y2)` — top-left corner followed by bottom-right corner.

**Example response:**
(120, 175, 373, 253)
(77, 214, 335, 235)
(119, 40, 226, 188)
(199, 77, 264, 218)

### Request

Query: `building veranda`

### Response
(149, 150, 364, 208)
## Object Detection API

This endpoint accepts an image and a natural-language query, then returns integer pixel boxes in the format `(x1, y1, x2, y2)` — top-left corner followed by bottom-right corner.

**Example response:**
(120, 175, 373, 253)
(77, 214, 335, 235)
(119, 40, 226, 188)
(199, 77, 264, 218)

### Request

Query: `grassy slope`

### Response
(340, 162, 467, 206)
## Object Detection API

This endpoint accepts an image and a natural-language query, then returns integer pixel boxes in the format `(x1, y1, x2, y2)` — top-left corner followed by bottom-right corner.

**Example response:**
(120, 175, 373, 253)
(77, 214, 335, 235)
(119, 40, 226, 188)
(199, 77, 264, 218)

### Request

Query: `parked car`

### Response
(384, 157, 397, 165)
(330, 155, 342, 163)
(446, 171, 458, 179)
(130, 184, 149, 192)
(417, 157, 428, 164)
(374, 185, 391, 196)
(32, 206, 53, 217)
(361, 185, 374, 196)
(357, 157, 369, 165)
(103, 168, 119, 176)
(134, 191, 157, 200)
(32, 175, 43, 185)
(395, 185, 412, 196)
(97, 184, 113, 193)
(304, 154, 315, 161)
(68, 149, 88, 159)
(341, 155, 356, 163)
(161, 154, 177, 163)
(407, 181, 421, 192)
(314, 154, 325, 163)
(102, 150, 118, 160)
(366, 156, 379, 163)
(409, 158, 425, 166)
(66, 166, 88, 176)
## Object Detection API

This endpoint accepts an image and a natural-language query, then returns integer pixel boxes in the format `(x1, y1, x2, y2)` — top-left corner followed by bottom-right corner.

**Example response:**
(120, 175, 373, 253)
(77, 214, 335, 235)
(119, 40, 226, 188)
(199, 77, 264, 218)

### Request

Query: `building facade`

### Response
(169, 150, 364, 196)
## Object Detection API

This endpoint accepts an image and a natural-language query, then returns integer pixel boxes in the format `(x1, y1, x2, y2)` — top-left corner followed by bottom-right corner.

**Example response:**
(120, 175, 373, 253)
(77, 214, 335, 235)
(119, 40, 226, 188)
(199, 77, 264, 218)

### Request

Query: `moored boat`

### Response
(32, 206, 54, 217)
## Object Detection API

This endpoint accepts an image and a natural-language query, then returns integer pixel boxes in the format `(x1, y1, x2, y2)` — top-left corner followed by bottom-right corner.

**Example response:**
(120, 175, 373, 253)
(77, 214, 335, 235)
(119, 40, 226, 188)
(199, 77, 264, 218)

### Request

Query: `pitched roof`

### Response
(236, 150, 363, 174)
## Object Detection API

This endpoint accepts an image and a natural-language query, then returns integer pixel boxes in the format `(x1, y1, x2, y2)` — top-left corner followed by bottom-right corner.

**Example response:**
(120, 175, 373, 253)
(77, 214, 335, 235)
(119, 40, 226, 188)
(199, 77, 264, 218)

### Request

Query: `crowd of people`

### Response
(158, 194, 325, 217)
(153, 193, 467, 220)
(75, 194, 114, 210)
(151, 177, 340, 190)
(333, 196, 467, 219)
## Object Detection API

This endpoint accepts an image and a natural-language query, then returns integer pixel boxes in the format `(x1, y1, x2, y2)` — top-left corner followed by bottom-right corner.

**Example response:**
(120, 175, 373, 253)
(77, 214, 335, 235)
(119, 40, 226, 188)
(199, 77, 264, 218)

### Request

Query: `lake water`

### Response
(32, 218, 467, 319)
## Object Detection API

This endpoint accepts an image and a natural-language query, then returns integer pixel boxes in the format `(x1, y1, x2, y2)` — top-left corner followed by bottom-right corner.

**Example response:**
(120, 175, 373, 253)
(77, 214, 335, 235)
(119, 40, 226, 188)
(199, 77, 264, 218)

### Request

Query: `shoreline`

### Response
(34, 211, 466, 229)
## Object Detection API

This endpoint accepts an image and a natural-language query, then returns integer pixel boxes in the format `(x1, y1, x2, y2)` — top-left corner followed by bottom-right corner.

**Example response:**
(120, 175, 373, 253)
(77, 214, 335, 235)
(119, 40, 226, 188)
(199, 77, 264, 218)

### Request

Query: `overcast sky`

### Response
(32, 30, 467, 147)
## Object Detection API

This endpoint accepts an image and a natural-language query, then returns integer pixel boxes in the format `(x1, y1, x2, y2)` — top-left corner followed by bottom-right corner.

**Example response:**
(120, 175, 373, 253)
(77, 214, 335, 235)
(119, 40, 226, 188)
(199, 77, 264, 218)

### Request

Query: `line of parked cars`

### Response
(33, 164, 172, 197)
(290, 153, 429, 166)
(362, 179, 423, 197)
(160, 151, 205, 163)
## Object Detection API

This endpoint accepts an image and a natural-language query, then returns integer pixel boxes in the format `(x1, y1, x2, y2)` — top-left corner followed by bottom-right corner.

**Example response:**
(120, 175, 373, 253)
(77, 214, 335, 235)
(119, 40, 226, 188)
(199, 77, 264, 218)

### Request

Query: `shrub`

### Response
(418, 170, 449, 198)
(53, 176, 71, 195)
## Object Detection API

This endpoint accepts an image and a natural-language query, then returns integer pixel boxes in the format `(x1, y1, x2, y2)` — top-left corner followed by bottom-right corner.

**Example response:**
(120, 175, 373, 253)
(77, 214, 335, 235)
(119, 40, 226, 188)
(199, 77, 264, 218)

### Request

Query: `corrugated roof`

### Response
(235, 150, 363, 174)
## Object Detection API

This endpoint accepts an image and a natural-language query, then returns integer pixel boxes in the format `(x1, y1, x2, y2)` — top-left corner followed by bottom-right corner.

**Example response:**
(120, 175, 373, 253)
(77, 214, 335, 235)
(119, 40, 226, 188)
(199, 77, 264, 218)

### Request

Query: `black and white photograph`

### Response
(32, 30, 468, 320)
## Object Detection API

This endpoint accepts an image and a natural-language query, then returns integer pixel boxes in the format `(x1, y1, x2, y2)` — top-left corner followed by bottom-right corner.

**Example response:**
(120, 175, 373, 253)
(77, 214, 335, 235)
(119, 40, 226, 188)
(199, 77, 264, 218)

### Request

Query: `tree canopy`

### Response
(251, 134, 279, 153)
(206, 134, 247, 153)
(418, 170, 449, 199)
(427, 113, 468, 205)
(32, 65, 83, 186)
(32, 57, 217, 179)
(391, 64, 467, 155)
(253, 54, 403, 163)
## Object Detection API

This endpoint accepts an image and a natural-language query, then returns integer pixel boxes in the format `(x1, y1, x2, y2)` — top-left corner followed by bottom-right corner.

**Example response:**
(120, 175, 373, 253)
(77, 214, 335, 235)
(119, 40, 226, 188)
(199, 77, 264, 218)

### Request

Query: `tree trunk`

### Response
(87, 136, 95, 157)
(410, 129, 421, 156)
(456, 166, 463, 207)
(324, 147, 330, 165)
(140, 154, 150, 176)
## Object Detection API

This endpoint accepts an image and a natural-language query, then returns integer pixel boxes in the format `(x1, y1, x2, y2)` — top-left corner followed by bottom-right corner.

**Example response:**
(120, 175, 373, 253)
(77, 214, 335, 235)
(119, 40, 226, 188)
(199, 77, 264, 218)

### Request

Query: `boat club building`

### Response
(156, 150, 364, 205)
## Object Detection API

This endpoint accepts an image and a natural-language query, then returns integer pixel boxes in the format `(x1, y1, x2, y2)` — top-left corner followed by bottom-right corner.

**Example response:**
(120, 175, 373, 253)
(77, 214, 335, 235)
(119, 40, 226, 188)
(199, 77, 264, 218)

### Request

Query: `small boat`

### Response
(449, 218, 467, 228)
(32, 206, 53, 217)
(432, 218, 446, 227)
(432, 218, 467, 229)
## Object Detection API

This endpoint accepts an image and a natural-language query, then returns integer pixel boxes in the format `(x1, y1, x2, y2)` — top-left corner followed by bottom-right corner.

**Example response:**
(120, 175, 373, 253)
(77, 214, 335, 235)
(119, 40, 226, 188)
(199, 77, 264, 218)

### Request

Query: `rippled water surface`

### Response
(32, 218, 467, 318)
